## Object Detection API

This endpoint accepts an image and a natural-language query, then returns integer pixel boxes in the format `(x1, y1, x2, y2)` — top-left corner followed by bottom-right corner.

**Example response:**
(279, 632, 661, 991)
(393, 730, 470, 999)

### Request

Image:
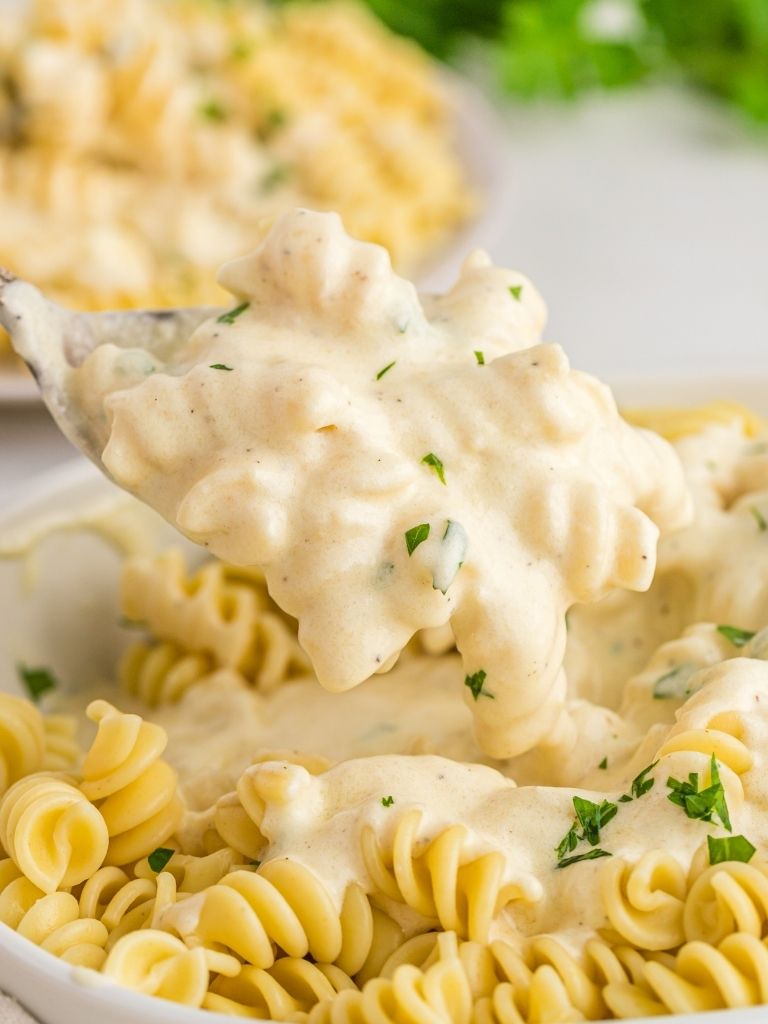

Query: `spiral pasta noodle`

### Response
(119, 640, 245, 707)
(79, 700, 184, 866)
(0, 695, 46, 796)
(684, 859, 768, 944)
(361, 808, 539, 942)
(599, 851, 687, 951)
(205, 959, 358, 1019)
(0, 773, 109, 893)
(77, 864, 181, 949)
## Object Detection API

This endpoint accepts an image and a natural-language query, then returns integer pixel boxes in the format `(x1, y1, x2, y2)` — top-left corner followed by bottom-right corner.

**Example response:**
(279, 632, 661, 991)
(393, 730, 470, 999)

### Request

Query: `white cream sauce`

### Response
(61, 208, 690, 758)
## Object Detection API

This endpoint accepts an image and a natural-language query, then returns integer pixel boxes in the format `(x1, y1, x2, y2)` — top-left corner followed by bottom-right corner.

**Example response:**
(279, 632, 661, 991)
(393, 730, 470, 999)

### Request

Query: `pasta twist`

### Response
(205, 959, 358, 1019)
(656, 709, 753, 803)
(133, 846, 244, 893)
(77, 864, 180, 949)
(361, 808, 539, 942)
(119, 640, 245, 707)
(599, 851, 687, 951)
(610, 934, 768, 1016)
(120, 551, 310, 689)
(306, 931, 472, 1024)
(79, 700, 184, 865)
(0, 773, 109, 893)
(684, 860, 768, 944)
(0, 694, 46, 795)
(164, 862, 374, 971)
(0, 858, 108, 969)
(41, 714, 81, 773)
(102, 929, 240, 1007)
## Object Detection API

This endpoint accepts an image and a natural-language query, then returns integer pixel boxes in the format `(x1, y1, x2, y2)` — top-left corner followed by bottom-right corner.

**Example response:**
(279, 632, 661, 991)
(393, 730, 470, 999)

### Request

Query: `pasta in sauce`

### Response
(3, 213, 768, 1022)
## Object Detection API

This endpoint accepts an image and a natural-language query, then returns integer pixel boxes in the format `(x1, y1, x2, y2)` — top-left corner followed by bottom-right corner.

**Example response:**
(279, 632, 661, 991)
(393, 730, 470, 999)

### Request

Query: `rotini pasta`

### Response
(0, 695, 46, 795)
(0, 773, 108, 893)
(79, 700, 184, 866)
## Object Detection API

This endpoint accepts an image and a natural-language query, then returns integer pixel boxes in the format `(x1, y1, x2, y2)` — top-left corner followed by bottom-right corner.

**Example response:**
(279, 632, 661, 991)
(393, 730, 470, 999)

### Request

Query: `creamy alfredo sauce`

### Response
(62, 209, 691, 758)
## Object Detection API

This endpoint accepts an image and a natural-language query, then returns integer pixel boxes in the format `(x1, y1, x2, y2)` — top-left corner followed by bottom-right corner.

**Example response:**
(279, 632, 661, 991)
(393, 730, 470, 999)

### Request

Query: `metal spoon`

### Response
(0, 267, 218, 470)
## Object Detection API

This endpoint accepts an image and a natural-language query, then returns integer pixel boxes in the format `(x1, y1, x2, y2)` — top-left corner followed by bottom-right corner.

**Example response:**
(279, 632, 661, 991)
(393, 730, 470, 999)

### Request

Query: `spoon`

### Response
(0, 266, 218, 470)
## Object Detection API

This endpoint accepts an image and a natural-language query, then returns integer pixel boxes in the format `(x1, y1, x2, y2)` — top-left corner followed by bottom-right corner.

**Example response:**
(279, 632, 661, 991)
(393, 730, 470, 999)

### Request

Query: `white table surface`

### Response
(2, 85, 767, 500)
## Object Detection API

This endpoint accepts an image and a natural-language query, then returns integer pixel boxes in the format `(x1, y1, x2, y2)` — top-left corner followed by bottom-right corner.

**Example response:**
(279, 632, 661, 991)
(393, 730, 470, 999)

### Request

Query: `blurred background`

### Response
(1, 0, 767, 485)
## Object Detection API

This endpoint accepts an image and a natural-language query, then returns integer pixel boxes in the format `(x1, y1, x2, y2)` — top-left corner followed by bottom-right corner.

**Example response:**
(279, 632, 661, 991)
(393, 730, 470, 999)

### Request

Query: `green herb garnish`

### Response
(217, 302, 250, 325)
(376, 361, 396, 381)
(148, 847, 175, 873)
(199, 98, 227, 122)
(405, 523, 430, 556)
(751, 506, 767, 531)
(464, 669, 493, 701)
(421, 453, 446, 485)
(474, 350, 485, 365)
(259, 163, 290, 194)
(210, 363, 234, 371)
(250, 859, 262, 867)
(17, 664, 58, 702)
(598, 757, 608, 770)
(619, 761, 659, 803)
(556, 848, 612, 869)
(653, 663, 698, 699)
(717, 624, 756, 648)
(707, 834, 756, 865)
(667, 754, 731, 831)
(381, 796, 395, 807)
(508, 284, 523, 301)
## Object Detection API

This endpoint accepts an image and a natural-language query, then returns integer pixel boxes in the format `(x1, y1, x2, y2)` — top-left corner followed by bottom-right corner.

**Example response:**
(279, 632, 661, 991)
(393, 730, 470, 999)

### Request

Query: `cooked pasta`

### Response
(0, 0, 473, 362)
(9, 216, 768, 1024)
(79, 700, 184, 865)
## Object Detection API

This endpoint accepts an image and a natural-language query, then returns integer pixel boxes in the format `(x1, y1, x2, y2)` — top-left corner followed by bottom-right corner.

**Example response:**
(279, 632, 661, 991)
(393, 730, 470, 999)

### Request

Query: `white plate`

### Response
(0, 72, 510, 406)
(1, 375, 768, 1023)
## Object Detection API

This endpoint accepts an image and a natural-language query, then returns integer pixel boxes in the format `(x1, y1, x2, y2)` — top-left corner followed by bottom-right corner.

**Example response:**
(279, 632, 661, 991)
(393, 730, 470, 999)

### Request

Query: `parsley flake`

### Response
(217, 302, 250, 325)
(17, 664, 58, 702)
(148, 847, 175, 873)
(717, 624, 756, 648)
(556, 848, 612, 869)
(508, 284, 523, 301)
(210, 363, 234, 371)
(751, 506, 767, 532)
(653, 663, 698, 699)
(381, 796, 395, 807)
(619, 761, 658, 803)
(474, 350, 485, 365)
(598, 757, 608, 770)
(250, 859, 262, 867)
(707, 834, 756, 865)
(421, 452, 446, 485)
(667, 754, 731, 831)
(405, 523, 430, 555)
(464, 669, 493, 701)
(259, 163, 290, 194)
(376, 361, 396, 381)
(199, 98, 227, 122)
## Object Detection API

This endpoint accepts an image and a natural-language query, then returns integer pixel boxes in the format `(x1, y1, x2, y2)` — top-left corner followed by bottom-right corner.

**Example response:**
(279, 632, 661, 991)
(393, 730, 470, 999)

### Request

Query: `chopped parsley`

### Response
(381, 796, 395, 807)
(250, 859, 262, 867)
(508, 284, 523, 301)
(653, 663, 698, 700)
(598, 757, 608, 770)
(555, 796, 617, 868)
(667, 755, 731, 831)
(17, 664, 58, 702)
(619, 761, 658, 803)
(210, 363, 234, 371)
(421, 452, 446, 485)
(474, 350, 485, 365)
(707, 834, 756, 865)
(217, 302, 250, 325)
(148, 847, 175, 873)
(199, 98, 227, 122)
(464, 669, 493, 701)
(750, 506, 767, 532)
(556, 848, 612, 869)
(717, 624, 756, 648)
(405, 523, 430, 556)
(376, 361, 396, 381)
(259, 163, 291, 194)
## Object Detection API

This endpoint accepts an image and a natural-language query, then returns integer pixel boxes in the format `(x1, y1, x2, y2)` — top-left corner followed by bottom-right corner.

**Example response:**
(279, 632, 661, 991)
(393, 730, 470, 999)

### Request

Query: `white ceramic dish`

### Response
(1, 374, 767, 1024)
(0, 72, 510, 406)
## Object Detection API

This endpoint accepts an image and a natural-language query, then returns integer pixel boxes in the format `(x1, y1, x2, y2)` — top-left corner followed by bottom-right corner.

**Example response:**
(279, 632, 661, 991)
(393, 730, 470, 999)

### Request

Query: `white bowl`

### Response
(1, 372, 768, 1024)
